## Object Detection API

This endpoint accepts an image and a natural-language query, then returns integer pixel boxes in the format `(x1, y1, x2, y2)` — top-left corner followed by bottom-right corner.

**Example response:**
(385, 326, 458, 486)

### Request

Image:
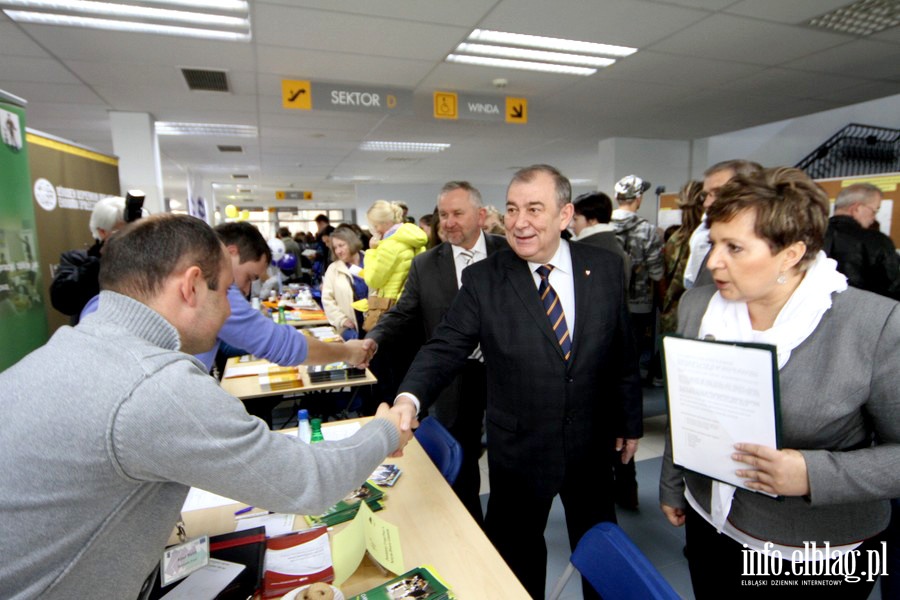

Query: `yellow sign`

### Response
(433, 91, 458, 120)
(276, 190, 313, 200)
(506, 97, 527, 124)
(841, 174, 900, 192)
(282, 79, 312, 110)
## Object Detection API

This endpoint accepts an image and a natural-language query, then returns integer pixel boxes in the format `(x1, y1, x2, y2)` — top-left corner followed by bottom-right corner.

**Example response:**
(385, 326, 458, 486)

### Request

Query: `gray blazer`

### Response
(660, 284, 900, 545)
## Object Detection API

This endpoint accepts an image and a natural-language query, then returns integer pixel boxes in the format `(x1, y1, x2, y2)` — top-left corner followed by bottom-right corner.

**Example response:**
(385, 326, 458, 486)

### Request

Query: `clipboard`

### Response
(661, 334, 783, 493)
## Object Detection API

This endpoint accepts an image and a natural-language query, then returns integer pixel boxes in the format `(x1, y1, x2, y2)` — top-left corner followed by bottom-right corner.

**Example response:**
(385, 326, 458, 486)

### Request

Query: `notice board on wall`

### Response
(657, 172, 900, 250)
(27, 130, 120, 335)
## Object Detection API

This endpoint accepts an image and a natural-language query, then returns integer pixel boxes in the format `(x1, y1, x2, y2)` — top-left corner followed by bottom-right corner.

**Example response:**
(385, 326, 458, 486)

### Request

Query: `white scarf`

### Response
(697, 251, 847, 531)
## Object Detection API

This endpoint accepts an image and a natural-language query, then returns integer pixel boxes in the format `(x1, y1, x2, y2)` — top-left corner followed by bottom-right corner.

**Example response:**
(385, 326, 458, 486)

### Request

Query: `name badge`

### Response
(160, 535, 210, 587)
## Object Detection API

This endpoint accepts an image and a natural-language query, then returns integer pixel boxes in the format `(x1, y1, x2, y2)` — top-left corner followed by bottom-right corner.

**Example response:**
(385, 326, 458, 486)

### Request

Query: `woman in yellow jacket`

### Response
(353, 200, 428, 329)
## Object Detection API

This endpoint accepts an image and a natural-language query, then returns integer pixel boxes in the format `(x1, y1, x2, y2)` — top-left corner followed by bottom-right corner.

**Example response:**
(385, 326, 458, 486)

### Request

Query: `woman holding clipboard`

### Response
(659, 167, 899, 598)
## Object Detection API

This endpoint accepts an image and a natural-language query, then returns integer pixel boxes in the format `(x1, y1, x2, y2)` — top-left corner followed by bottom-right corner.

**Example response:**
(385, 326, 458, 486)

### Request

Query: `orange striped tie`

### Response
(536, 264, 571, 361)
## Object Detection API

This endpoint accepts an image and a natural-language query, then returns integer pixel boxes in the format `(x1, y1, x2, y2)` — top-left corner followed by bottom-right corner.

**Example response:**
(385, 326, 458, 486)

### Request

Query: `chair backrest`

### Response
(571, 522, 680, 600)
(413, 417, 462, 485)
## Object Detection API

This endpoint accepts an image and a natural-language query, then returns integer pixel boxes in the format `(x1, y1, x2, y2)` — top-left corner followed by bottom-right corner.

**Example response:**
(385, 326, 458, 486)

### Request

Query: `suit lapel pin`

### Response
(585, 270, 591, 276)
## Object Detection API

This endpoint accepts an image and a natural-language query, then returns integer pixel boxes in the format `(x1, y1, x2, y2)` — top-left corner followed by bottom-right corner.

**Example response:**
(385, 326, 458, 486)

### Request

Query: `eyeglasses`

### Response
(858, 203, 880, 216)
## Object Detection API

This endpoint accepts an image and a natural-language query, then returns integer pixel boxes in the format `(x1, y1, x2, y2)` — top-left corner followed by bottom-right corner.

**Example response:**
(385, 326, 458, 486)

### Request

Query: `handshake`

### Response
(342, 338, 378, 368)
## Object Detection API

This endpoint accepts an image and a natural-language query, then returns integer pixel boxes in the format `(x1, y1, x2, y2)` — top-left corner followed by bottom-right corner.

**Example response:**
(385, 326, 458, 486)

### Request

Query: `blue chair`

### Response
(414, 416, 462, 485)
(548, 522, 681, 600)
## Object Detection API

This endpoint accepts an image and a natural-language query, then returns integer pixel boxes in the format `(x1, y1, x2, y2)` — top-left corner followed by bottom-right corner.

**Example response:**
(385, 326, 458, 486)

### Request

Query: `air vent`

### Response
(182, 68, 229, 92)
(384, 157, 420, 163)
(231, 174, 250, 179)
(217, 145, 243, 153)
(807, 0, 900, 36)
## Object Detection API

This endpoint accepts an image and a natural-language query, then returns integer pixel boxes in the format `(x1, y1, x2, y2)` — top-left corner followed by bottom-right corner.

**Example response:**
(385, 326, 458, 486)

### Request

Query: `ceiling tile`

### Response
(783, 40, 900, 81)
(724, 0, 853, 24)
(255, 45, 434, 88)
(650, 13, 851, 65)
(480, 0, 709, 48)
(253, 4, 467, 60)
(255, 0, 496, 27)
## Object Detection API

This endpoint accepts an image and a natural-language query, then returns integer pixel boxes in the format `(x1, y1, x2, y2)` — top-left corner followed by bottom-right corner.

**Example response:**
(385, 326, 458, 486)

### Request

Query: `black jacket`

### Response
(823, 215, 900, 301)
(49, 240, 103, 321)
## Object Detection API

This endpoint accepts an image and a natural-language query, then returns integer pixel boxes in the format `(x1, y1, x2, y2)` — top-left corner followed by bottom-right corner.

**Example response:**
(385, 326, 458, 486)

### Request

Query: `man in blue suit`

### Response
(391, 165, 643, 598)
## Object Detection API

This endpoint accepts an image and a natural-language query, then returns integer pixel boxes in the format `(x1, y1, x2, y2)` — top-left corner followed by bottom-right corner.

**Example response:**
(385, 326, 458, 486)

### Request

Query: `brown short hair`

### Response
(331, 226, 363, 255)
(707, 167, 828, 269)
(508, 164, 571, 209)
(704, 159, 763, 179)
(214, 221, 272, 264)
(100, 213, 226, 300)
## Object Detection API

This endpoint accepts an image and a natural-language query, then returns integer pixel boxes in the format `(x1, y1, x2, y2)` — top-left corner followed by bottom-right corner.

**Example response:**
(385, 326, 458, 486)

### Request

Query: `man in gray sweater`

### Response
(0, 214, 408, 600)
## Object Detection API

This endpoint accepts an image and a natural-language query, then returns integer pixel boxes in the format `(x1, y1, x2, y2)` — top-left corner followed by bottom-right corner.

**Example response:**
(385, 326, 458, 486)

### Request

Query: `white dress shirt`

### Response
(683, 216, 710, 290)
(527, 240, 576, 342)
(451, 231, 488, 288)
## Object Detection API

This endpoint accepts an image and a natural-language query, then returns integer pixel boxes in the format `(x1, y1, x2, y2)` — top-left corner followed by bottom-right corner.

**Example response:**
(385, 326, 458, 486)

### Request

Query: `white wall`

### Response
(698, 93, 900, 176)
(597, 137, 693, 223)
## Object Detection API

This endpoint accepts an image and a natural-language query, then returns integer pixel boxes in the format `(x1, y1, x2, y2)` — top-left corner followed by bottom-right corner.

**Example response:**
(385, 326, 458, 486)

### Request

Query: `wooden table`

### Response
(173, 420, 529, 599)
(220, 356, 377, 401)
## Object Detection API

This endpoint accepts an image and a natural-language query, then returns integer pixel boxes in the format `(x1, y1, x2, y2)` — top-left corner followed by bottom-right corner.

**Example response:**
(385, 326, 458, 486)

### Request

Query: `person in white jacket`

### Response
(321, 226, 367, 339)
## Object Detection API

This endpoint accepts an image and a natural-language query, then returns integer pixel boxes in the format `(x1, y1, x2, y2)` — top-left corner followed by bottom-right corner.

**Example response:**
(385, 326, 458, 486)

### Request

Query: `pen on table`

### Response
(234, 506, 254, 516)
(234, 508, 275, 519)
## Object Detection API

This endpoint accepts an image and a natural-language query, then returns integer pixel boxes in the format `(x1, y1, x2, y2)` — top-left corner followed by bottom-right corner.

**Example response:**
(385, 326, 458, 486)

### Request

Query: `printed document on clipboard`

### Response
(662, 335, 782, 492)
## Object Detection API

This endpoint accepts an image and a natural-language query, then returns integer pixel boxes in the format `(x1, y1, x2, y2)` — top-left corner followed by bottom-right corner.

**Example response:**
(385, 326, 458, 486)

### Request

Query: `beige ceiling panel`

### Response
(255, 45, 434, 88)
(650, 13, 850, 65)
(256, 0, 496, 27)
(725, 0, 854, 24)
(0, 55, 80, 84)
(480, 0, 708, 48)
(253, 4, 467, 60)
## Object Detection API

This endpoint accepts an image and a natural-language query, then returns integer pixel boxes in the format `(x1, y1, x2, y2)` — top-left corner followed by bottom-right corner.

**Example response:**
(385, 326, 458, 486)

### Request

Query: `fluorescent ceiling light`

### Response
(469, 29, 637, 58)
(359, 141, 450, 153)
(447, 54, 597, 76)
(156, 122, 257, 137)
(447, 28, 635, 76)
(456, 43, 614, 68)
(1, 0, 250, 41)
(327, 175, 385, 182)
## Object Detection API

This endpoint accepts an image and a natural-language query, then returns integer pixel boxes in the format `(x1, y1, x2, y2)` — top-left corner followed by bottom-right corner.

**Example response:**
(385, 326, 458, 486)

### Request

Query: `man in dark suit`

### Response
(390, 165, 643, 599)
(367, 181, 508, 525)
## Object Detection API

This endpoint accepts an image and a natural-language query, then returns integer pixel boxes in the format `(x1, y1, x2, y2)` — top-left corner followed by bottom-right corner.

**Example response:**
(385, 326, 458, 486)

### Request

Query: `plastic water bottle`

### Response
(297, 409, 312, 443)
(310, 418, 324, 443)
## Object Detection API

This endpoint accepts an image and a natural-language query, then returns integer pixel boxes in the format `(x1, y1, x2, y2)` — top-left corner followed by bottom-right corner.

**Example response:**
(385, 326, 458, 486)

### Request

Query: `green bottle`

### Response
(310, 418, 324, 443)
(277, 306, 287, 324)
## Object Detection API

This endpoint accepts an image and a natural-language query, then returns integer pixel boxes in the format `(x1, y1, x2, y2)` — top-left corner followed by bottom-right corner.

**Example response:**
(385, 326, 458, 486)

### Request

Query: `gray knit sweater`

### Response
(0, 291, 398, 599)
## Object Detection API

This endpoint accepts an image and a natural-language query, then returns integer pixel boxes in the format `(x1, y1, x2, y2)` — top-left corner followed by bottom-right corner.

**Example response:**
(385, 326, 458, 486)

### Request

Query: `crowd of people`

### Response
(3, 158, 898, 599)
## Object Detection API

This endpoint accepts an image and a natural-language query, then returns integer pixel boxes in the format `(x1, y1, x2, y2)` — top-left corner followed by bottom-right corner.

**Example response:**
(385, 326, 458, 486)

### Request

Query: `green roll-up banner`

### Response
(0, 90, 49, 371)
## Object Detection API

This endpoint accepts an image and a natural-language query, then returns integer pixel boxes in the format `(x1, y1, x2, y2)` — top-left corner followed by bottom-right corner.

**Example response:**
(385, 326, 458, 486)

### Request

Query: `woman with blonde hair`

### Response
(353, 200, 428, 329)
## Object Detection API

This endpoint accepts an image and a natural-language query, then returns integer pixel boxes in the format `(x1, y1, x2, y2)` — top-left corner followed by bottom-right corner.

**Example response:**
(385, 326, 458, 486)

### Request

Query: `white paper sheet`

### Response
(160, 558, 245, 600)
(234, 512, 298, 537)
(181, 487, 237, 513)
(323, 422, 361, 441)
(663, 336, 779, 490)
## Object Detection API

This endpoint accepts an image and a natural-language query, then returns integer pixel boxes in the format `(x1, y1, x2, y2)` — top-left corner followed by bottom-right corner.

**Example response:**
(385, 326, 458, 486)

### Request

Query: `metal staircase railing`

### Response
(795, 123, 900, 179)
